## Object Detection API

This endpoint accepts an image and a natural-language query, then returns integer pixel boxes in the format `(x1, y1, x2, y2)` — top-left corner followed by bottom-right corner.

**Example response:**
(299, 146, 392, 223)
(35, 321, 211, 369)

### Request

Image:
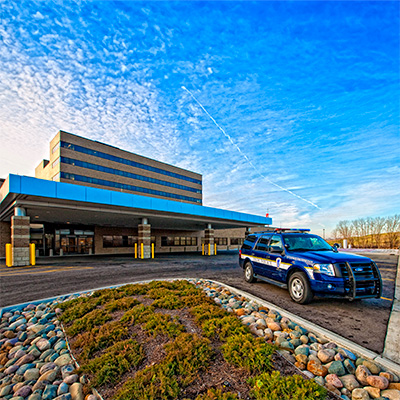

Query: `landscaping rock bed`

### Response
(0, 279, 399, 400)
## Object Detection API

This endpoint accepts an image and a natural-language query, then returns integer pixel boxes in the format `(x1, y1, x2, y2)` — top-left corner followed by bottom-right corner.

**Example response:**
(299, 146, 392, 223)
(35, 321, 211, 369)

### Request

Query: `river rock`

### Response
(307, 359, 328, 377)
(340, 374, 361, 391)
(36, 339, 50, 352)
(54, 354, 72, 367)
(363, 360, 381, 375)
(14, 385, 32, 398)
(356, 365, 372, 385)
(318, 349, 336, 363)
(367, 375, 389, 390)
(24, 368, 40, 381)
(381, 372, 395, 382)
(267, 321, 281, 331)
(351, 388, 370, 400)
(57, 382, 69, 395)
(42, 384, 58, 400)
(328, 361, 346, 376)
(54, 394, 72, 400)
(389, 384, 400, 391)
(325, 374, 343, 388)
(70, 382, 84, 400)
(38, 369, 59, 383)
(15, 354, 35, 367)
(344, 359, 356, 374)
(364, 386, 381, 399)
(381, 389, 400, 400)
(40, 362, 57, 375)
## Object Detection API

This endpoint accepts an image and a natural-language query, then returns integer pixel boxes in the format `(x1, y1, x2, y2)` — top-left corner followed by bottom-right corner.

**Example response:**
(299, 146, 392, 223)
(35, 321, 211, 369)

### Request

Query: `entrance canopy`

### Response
(0, 175, 272, 230)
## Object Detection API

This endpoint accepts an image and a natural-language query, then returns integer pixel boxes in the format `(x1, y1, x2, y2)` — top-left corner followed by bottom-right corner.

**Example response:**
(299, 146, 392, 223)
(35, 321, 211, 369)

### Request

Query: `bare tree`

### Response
(370, 217, 386, 248)
(335, 220, 353, 245)
(386, 215, 400, 249)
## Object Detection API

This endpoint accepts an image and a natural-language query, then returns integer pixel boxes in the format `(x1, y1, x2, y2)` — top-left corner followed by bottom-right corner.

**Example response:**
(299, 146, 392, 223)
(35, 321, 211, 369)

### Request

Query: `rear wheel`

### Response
(244, 262, 257, 283)
(288, 272, 313, 304)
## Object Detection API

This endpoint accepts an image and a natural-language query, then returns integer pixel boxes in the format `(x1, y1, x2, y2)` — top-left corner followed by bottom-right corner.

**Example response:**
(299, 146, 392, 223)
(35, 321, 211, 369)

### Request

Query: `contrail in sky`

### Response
(182, 86, 321, 210)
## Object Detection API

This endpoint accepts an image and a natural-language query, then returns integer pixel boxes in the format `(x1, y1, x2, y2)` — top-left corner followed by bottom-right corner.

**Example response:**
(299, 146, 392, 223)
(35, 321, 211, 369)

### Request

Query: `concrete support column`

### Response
(11, 215, 30, 266)
(0, 221, 11, 258)
(138, 222, 151, 259)
(245, 227, 252, 237)
(204, 228, 215, 255)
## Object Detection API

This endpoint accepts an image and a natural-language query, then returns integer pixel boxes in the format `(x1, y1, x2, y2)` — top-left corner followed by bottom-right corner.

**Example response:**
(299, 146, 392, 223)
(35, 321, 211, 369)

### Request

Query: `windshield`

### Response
(282, 234, 333, 252)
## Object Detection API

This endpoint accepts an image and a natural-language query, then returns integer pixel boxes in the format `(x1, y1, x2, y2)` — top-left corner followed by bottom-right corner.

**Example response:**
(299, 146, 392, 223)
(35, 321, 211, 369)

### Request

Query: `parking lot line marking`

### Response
(0, 267, 93, 276)
(380, 297, 393, 301)
(382, 278, 395, 281)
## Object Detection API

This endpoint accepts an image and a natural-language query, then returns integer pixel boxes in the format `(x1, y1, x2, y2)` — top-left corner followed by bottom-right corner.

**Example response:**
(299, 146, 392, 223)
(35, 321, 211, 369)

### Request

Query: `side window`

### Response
(255, 235, 272, 252)
(242, 235, 257, 250)
(269, 235, 283, 251)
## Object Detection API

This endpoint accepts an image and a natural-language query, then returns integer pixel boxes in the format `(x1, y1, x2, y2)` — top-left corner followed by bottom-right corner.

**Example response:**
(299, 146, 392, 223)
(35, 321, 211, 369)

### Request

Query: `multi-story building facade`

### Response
(0, 131, 271, 265)
(35, 131, 202, 205)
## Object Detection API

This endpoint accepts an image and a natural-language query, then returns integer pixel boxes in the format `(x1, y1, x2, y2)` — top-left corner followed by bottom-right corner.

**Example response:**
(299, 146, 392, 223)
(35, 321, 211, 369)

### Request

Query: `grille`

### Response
(337, 261, 379, 296)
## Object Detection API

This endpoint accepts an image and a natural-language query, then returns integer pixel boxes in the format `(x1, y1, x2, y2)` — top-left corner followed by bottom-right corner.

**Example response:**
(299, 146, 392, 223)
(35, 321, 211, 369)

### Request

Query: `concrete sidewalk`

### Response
(383, 254, 400, 364)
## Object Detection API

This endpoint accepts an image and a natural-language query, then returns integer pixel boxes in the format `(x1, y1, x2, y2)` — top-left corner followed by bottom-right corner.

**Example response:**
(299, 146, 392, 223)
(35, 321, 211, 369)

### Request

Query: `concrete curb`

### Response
(207, 279, 400, 375)
(383, 255, 400, 364)
(1, 277, 399, 376)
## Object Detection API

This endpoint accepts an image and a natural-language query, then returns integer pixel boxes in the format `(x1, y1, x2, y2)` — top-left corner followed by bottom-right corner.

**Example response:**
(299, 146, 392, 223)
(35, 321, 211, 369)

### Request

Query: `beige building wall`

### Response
(35, 132, 61, 182)
(57, 131, 202, 204)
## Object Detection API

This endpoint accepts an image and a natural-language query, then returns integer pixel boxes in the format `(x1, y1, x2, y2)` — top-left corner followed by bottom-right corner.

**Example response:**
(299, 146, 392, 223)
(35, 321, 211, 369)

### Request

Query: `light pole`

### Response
(323, 229, 325, 239)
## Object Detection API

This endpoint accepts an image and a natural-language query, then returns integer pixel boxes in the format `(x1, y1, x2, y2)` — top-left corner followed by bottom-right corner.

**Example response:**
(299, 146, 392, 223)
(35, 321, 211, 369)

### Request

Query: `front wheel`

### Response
(244, 262, 257, 283)
(288, 272, 313, 304)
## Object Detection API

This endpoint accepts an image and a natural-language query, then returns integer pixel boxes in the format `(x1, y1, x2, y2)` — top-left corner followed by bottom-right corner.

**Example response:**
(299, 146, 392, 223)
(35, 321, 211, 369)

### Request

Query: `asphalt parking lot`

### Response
(0, 252, 397, 354)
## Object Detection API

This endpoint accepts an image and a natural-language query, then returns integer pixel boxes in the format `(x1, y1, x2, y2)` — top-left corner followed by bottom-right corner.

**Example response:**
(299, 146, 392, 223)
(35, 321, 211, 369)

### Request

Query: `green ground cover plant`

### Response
(59, 280, 328, 400)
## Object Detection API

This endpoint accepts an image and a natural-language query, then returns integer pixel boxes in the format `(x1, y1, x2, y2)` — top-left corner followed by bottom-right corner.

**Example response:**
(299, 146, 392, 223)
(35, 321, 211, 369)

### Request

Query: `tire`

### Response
(244, 261, 257, 283)
(288, 272, 313, 304)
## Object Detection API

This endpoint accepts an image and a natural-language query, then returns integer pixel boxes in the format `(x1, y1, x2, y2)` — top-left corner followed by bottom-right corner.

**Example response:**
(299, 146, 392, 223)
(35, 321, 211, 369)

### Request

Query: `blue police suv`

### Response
(239, 229, 382, 304)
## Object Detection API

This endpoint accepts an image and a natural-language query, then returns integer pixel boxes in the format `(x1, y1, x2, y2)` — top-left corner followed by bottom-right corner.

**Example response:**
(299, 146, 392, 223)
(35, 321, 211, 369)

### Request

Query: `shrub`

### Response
(105, 297, 140, 312)
(249, 371, 327, 400)
(190, 303, 228, 324)
(80, 339, 144, 387)
(195, 388, 239, 400)
(120, 304, 155, 326)
(222, 334, 276, 374)
(58, 296, 102, 323)
(201, 316, 249, 340)
(76, 320, 130, 361)
(115, 333, 213, 400)
(66, 309, 111, 336)
(143, 313, 185, 338)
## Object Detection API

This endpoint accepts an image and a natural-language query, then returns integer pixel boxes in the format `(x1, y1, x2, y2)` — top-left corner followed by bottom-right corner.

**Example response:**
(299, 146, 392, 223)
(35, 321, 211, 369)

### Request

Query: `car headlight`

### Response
(313, 263, 335, 277)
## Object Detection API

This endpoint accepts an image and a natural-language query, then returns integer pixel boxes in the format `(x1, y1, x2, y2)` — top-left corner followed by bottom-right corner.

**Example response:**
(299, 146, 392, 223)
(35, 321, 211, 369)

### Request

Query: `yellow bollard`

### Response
(6, 243, 12, 267)
(202, 243, 204, 256)
(208, 243, 211, 256)
(141, 242, 144, 259)
(30, 243, 36, 266)
(214, 243, 217, 256)
(134, 243, 137, 259)
(151, 243, 154, 259)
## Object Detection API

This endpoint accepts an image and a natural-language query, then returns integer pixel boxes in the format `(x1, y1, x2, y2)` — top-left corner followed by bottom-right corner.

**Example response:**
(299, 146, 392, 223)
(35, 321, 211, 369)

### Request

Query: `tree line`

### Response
(332, 215, 400, 249)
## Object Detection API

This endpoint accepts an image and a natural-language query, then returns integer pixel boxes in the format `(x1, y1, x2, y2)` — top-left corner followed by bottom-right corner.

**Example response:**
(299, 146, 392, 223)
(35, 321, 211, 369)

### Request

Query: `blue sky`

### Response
(0, 1, 399, 236)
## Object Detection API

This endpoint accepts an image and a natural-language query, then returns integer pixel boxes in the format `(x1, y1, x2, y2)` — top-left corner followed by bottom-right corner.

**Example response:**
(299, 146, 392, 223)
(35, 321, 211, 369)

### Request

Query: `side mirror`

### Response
(334, 243, 340, 248)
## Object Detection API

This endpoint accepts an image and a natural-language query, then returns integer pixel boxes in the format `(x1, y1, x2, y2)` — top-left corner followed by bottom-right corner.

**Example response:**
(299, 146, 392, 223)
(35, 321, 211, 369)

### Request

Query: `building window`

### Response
(60, 157, 201, 194)
(52, 158, 60, 168)
(52, 172, 61, 181)
(215, 238, 228, 246)
(60, 141, 202, 185)
(103, 235, 138, 248)
(61, 172, 201, 203)
(161, 236, 197, 246)
(52, 142, 60, 153)
(230, 238, 244, 245)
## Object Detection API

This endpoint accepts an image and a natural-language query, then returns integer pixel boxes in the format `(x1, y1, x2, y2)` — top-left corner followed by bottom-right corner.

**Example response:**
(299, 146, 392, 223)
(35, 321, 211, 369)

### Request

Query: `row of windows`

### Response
(59, 141, 202, 185)
(161, 236, 198, 246)
(104, 236, 245, 248)
(60, 172, 202, 203)
(201, 237, 244, 245)
(60, 157, 201, 194)
(103, 235, 156, 248)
